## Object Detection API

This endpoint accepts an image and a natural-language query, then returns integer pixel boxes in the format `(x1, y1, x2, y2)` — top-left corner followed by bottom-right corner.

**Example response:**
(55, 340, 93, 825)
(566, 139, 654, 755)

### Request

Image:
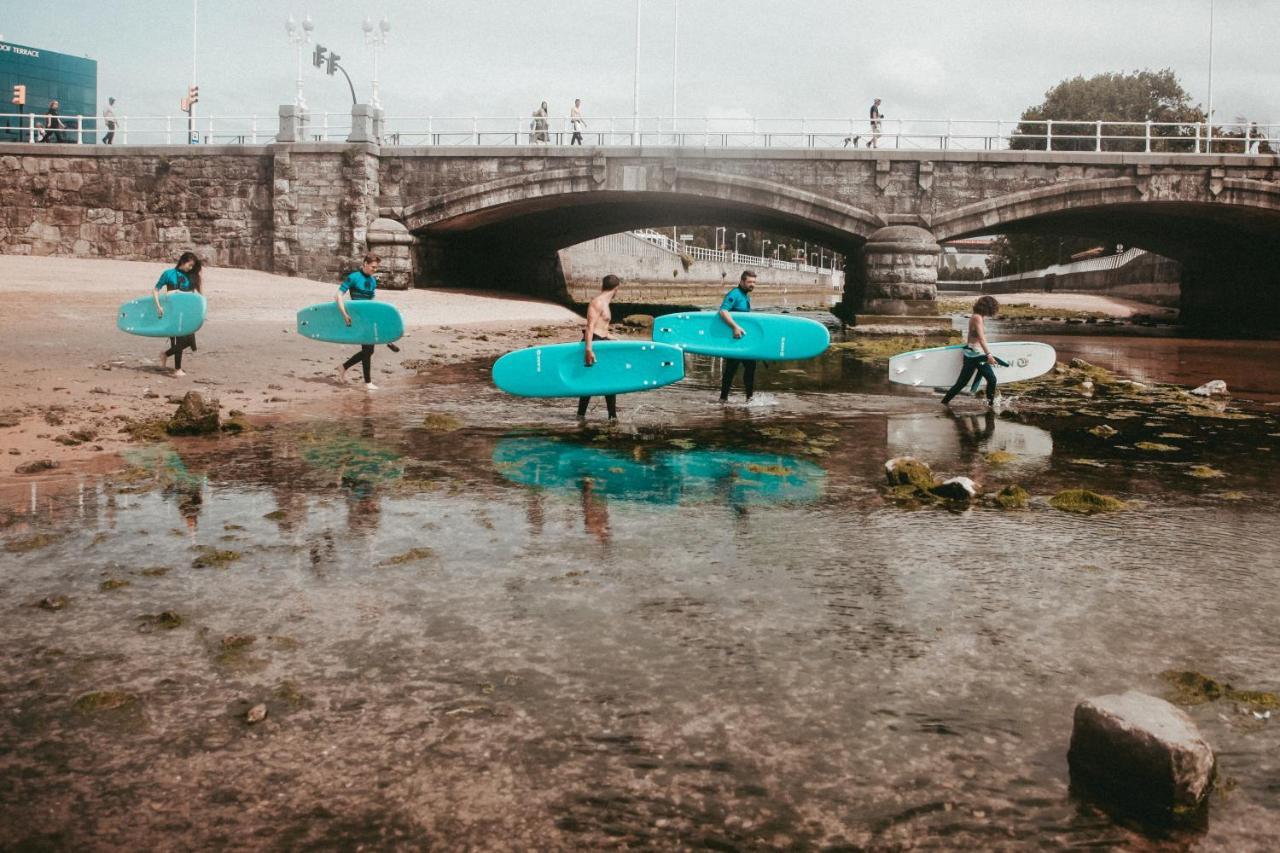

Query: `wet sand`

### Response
(0, 256, 583, 471)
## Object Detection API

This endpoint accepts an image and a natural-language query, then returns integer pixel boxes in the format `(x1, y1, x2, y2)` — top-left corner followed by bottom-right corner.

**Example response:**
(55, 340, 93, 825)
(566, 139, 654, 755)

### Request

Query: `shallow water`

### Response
(3, 337, 1280, 848)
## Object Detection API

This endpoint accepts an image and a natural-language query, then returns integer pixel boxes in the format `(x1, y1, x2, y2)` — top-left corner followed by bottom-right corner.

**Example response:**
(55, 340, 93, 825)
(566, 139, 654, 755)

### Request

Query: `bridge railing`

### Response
(631, 229, 833, 273)
(2, 111, 1275, 154)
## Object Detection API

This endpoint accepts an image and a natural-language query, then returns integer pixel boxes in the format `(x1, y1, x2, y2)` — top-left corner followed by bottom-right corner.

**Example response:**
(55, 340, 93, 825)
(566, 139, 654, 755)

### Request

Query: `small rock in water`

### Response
(884, 457, 938, 490)
(245, 703, 268, 724)
(167, 391, 221, 436)
(15, 459, 59, 475)
(1068, 691, 1215, 820)
(622, 314, 655, 329)
(929, 476, 978, 501)
(1190, 380, 1228, 397)
(37, 595, 69, 611)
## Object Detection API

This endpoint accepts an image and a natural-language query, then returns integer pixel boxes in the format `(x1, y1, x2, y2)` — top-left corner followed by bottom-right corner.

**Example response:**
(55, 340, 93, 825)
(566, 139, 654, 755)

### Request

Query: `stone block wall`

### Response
(0, 146, 274, 269)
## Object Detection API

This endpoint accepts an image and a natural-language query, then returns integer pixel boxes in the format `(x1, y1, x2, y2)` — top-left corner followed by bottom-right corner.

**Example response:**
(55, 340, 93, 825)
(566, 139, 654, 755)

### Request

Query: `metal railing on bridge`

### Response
(2, 112, 1275, 154)
(629, 229, 835, 274)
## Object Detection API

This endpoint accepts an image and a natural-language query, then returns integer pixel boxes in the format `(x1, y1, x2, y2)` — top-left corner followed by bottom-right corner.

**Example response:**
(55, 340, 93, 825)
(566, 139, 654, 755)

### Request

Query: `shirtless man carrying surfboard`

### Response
(579, 274, 623, 421)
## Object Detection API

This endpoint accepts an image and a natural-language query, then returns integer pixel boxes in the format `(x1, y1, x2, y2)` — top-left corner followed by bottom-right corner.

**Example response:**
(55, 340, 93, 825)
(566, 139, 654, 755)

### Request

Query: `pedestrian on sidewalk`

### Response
(43, 100, 66, 143)
(569, 98, 586, 145)
(102, 97, 117, 144)
(531, 101, 549, 143)
(868, 98, 883, 148)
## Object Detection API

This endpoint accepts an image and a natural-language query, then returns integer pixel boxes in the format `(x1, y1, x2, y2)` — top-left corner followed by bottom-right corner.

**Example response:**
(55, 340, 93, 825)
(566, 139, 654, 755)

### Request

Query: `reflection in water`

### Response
(886, 411, 1054, 469)
(492, 436, 827, 506)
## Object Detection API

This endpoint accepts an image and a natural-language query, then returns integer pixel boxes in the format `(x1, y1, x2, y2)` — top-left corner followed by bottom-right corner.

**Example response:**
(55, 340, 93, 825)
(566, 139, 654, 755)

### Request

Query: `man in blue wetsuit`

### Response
(336, 253, 383, 390)
(718, 270, 757, 403)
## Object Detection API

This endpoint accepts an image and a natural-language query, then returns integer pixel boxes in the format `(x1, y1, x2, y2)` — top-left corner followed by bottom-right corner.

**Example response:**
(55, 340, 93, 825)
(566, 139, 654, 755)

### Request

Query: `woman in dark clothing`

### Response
(942, 295, 1000, 407)
(155, 251, 203, 377)
(336, 253, 382, 391)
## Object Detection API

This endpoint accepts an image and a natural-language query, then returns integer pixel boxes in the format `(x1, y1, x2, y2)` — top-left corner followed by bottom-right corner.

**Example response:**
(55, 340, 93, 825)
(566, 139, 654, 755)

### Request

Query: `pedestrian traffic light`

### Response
(10, 84, 25, 106)
(313, 45, 326, 68)
(326, 51, 341, 76)
(188, 86, 199, 105)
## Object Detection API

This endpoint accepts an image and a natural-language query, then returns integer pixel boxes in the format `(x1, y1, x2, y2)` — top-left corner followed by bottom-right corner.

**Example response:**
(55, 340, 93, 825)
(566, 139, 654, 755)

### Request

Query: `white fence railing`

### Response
(2, 112, 1276, 154)
(630, 229, 834, 274)
(982, 248, 1150, 285)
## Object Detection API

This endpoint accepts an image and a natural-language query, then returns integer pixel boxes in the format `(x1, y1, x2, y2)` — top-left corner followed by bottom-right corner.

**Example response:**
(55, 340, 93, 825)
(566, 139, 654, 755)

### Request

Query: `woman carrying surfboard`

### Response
(941, 295, 1000, 407)
(155, 252, 203, 377)
(336, 253, 382, 391)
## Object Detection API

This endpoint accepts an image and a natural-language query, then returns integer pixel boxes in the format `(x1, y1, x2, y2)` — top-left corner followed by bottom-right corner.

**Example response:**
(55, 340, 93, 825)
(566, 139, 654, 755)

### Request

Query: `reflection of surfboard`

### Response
(889, 342, 1056, 388)
(117, 292, 207, 338)
(492, 437, 825, 505)
(296, 302, 404, 345)
(653, 312, 830, 361)
(492, 341, 684, 398)
(886, 413, 1053, 466)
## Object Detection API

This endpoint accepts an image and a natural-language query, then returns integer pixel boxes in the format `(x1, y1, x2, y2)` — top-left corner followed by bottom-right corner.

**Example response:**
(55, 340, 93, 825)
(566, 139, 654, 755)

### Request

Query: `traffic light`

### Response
(10, 84, 25, 106)
(326, 51, 341, 76)
(313, 45, 326, 68)
(188, 86, 199, 105)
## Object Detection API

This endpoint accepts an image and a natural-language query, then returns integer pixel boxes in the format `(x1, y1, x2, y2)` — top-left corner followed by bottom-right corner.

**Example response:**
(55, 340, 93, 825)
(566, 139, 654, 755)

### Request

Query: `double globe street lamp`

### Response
(285, 13, 315, 109)
(362, 16, 391, 110)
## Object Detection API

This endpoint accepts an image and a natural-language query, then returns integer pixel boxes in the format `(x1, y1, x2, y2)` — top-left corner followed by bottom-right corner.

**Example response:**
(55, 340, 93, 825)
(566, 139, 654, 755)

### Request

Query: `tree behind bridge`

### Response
(1011, 69, 1205, 153)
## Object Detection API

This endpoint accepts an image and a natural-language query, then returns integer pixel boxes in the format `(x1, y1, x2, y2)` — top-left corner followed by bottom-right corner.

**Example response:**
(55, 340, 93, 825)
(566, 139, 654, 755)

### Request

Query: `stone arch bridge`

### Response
(3, 143, 1279, 324)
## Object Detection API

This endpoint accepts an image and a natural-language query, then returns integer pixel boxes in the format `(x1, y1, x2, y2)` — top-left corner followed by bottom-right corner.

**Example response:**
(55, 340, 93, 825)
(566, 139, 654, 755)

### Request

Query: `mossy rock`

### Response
(99, 578, 130, 592)
(984, 450, 1016, 465)
(421, 413, 463, 432)
(994, 485, 1029, 509)
(1161, 670, 1280, 711)
(1087, 424, 1118, 439)
(138, 611, 183, 631)
(6, 532, 60, 553)
(759, 426, 808, 442)
(1187, 465, 1225, 479)
(884, 456, 939, 491)
(73, 690, 140, 715)
(263, 509, 287, 521)
(1135, 441, 1180, 452)
(379, 547, 435, 567)
(192, 546, 242, 569)
(1049, 489, 1125, 515)
(121, 417, 170, 443)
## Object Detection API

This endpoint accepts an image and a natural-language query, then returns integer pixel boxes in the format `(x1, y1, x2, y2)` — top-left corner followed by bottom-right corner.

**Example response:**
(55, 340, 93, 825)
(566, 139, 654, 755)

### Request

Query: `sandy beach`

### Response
(0, 256, 582, 472)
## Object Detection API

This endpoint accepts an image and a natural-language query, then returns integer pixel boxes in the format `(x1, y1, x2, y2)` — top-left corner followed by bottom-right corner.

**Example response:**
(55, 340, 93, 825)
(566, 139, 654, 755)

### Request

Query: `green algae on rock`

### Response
(830, 332, 960, 363)
(1049, 489, 1126, 515)
(994, 485, 1029, 509)
(1161, 670, 1280, 712)
(1187, 465, 1225, 479)
(984, 450, 1016, 465)
(138, 611, 183, 631)
(1088, 424, 1119, 439)
(6, 532, 60, 553)
(99, 578, 130, 592)
(379, 547, 435, 567)
(73, 691, 140, 714)
(421, 412, 464, 432)
(192, 546, 242, 569)
(884, 457, 939, 491)
(1135, 441, 1180, 452)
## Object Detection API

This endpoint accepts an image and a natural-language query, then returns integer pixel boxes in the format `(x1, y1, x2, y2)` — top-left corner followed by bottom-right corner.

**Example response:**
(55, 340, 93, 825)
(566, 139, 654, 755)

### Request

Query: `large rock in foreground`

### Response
(1068, 691, 1215, 819)
(167, 392, 221, 436)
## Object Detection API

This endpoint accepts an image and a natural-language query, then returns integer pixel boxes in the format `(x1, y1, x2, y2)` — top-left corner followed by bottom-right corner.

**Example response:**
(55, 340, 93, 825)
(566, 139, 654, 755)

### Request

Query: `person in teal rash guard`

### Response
(154, 251, 203, 377)
(335, 252, 388, 391)
(717, 270, 757, 403)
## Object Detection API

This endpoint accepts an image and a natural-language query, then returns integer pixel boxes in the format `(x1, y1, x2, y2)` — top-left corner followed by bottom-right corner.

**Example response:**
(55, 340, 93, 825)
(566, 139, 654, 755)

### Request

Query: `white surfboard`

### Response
(885, 343, 1054, 389)
(888, 342, 1057, 388)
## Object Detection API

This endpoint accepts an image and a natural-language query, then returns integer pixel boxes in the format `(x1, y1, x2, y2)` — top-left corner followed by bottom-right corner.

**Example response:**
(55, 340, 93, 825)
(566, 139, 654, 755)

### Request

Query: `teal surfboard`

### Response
(652, 312, 830, 361)
(117, 291, 207, 338)
(492, 340, 685, 398)
(492, 437, 825, 505)
(296, 301, 404, 345)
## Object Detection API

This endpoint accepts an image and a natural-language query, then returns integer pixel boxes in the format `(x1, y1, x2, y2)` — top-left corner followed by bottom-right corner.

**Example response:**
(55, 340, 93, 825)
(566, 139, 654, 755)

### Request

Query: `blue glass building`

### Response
(1, 39, 97, 142)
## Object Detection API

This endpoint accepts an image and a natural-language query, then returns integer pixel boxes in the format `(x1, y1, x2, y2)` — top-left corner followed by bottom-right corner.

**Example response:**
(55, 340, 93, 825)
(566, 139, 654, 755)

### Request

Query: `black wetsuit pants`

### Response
(942, 356, 997, 405)
(720, 358, 757, 401)
(165, 334, 196, 370)
(344, 345, 375, 383)
(578, 334, 617, 419)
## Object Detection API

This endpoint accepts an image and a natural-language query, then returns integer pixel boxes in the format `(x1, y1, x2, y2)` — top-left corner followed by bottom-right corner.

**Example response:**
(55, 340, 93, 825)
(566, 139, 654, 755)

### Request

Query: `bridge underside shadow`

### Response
(956, 201, 1280, 329)
(410, 192, 866, 304)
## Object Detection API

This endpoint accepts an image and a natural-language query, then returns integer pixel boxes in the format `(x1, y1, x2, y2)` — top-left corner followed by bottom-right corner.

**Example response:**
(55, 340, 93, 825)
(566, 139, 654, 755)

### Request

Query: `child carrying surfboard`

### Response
(941, 295, 1000, 407)
(155, 252, 203, 377)
(336, 253, 384, 391)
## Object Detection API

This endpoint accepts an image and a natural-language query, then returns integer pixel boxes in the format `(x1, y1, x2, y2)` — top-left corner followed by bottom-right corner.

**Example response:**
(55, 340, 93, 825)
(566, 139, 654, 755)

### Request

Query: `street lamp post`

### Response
(715, 226, 726, 252)
(363, 15, 391, 109)
(734, 231, 746, 258)
(286, 13, 314, 110)
(762, 239, 771, 261)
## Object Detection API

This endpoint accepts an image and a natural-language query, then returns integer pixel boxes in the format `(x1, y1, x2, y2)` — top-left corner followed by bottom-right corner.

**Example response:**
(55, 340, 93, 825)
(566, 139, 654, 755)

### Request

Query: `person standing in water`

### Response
(154, 251, 203, 377)
(942, 295, 1001, 407)
(336, 253, 382, 391)
(580, 274, 622, 421)
(718, 270, 757, 404)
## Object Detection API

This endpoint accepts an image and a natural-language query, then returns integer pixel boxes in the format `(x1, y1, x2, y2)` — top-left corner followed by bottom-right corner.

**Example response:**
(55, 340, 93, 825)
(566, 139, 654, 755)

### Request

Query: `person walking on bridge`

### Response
(569, 99, 586, 145)
(868, 98, 883, 148)
(531, 101, 549, 143)
(718, 271, 757, 404)
(102, 97, 117, 144)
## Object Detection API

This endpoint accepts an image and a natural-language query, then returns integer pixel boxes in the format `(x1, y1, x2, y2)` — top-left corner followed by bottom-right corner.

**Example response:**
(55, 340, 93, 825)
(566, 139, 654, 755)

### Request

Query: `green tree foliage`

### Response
(1011, 68, 1206, 152)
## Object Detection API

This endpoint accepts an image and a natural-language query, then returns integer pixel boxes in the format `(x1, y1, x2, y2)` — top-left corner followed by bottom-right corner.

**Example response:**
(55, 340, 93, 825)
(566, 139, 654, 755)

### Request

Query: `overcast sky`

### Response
(3, 0, 1277, 129)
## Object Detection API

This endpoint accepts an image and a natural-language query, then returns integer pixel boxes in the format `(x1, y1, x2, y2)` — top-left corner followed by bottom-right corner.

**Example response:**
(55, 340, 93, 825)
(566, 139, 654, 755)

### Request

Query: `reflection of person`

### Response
(569, 99, 586, 145)
(868, 98, 883, 148)
(336, 253, 382, 391)
(102, 97, 117, 144)
(154, 251, 204, 377)
(942, 296, 1000, 407)
(946, 408, 997, 454)
(579, 274, 622, 421)
(718, 271, 757, 404)
(531, 101, 549, 143)
(579, 477, 611, 545)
